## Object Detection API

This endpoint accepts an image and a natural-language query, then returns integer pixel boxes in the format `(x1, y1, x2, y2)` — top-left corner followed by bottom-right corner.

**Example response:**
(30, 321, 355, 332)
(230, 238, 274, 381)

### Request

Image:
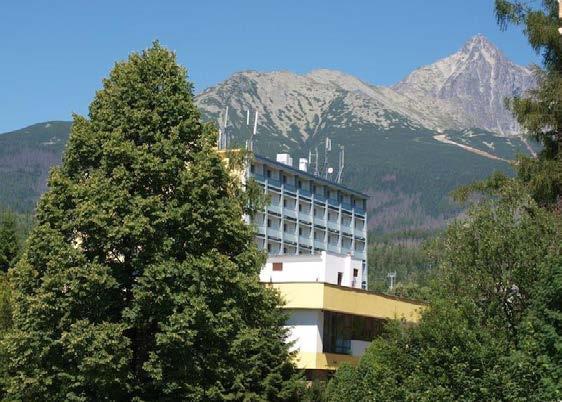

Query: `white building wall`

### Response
(260, 254, 324, 283)
(260, 252, 364, 288)
(285, 309, 323, 353)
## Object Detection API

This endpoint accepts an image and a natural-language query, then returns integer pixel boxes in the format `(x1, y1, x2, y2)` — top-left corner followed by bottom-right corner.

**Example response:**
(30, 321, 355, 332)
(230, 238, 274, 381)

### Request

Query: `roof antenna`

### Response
(313, 147, 319, 176)
(336, 145, 345, 183)
(309, 148, 319, 177)
(248, 110, 258, 151)
(322, 138, 331, 179)
(223, 106, 229, 149)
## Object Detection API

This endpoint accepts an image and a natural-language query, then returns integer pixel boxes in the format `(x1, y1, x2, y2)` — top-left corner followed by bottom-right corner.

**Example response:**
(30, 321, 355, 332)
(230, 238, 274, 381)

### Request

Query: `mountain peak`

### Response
(465, 34, 493, 47)
(393, 35, 534, 134)
(459, 34, 504, 62)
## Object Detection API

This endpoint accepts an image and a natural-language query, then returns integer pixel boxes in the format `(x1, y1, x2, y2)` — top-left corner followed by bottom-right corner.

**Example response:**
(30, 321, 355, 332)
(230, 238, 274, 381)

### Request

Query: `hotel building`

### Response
(245, 152, 423, 378)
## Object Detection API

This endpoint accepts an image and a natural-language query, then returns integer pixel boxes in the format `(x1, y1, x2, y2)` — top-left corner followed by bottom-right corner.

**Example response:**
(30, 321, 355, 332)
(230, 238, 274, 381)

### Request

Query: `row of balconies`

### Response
(252, 174, 366, 216)
(255, 226, 366, 259)
(256, 236, 367, 260)
(265, 204, 366, 238)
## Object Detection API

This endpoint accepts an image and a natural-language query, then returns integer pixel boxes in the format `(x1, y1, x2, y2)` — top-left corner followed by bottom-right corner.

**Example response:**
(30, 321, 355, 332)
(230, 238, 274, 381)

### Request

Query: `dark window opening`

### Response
(323, 312, 385, 355)
(337, 272, 343, 286)
(353, 269, 358, 278)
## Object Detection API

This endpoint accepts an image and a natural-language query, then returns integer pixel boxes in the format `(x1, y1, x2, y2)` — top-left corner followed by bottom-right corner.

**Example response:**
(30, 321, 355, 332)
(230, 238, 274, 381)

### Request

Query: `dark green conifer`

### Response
(495, 0, 562, 207)
(0, 211, 19, 273)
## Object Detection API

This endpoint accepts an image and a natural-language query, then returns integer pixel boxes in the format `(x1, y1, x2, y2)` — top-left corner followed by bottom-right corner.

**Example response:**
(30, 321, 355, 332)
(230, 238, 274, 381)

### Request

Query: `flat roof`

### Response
(254, 154, 369, 199)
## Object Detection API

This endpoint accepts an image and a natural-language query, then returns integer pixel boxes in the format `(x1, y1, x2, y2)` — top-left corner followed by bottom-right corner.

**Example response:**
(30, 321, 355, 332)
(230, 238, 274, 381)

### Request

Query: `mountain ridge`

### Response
(0, 35, 538, 237)
(197, 35, 534, 137)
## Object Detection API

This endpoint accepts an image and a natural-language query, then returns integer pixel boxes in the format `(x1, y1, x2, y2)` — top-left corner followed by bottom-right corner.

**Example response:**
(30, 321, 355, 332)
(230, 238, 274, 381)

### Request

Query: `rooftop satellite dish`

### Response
(327, 167, 334, 174)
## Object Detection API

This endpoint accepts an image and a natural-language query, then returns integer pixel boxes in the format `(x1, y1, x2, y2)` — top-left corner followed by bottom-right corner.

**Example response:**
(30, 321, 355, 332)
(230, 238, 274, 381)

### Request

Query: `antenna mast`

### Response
(336, 145, 345, 183)
(248, 110, 258, 151)
(387, 272, 397, 291)
(223, 106, 229, 149)
(322, 137, 331, 179)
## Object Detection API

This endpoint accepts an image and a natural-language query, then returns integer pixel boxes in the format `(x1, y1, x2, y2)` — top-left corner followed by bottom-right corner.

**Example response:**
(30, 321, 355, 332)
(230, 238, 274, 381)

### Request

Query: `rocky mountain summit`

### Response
(196, 35, 535, 138)
(394, 34, 535, 135)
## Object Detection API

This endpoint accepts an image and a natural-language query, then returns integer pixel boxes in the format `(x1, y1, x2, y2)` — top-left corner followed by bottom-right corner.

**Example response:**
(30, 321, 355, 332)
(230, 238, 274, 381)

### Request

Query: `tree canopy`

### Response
(0, 210, 19, 273)
(494, 0, 562, 207)
(326, 186, 561, 401)
(2, 43, 302, 401)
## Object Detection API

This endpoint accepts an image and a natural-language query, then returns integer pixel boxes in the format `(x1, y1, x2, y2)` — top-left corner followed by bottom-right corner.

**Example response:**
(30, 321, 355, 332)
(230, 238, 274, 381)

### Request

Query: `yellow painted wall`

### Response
(270, 282, 424, 322)
(295, 352, 359, 371)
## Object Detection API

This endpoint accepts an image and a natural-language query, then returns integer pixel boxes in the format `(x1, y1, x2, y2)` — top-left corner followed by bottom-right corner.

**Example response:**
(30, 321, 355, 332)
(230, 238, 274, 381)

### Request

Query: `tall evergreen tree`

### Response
(495, 0, 562, 207)
(0, 210, 19, 272)
(4, 43, 302, 401)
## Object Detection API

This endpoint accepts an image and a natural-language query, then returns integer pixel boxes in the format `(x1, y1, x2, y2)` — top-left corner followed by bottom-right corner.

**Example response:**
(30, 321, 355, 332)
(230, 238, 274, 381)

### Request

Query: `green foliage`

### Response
(368, 241, 433, 300)
(0, 210, 19, 272)
(301, 379, 328, 402)
(0, 274, 12, 336)
(0, 273, 12, 399)
(495, 0, 562, 207)
(0, 121, 71, 213)
(4, 43, 303, 401)
(327, 187, 561, 401)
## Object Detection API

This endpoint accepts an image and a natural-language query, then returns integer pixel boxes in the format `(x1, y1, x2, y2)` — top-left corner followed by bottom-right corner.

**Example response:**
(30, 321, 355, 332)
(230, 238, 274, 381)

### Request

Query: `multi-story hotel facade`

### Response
(241, 152, 423, 378)
(219, 148, 423, 377)
(249, 153, 368, 289)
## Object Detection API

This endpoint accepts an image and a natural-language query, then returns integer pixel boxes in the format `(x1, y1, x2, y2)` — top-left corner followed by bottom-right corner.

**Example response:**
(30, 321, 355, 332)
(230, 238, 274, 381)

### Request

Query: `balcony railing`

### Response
(327, 220, 339, 231)
(355, 207, 366, 216)
(354, 227, 366, 238)
(284, 183, 297, 193)
(284, 232, 297, 243)
(268, 204, 282, 214)
(283, 208, 297, 219)
(299, 236, 313, 247)
(341, 223, 353, 235)
(267, 178, 282, 188)
(269, 229, 284, 239)
(313, 240, 326, 250)
(314, 194, 327, 203)
(299, 188, 312, 198)
(327, 244, 339, 254)
(252, 173, 266, 183)
(341, 202, 353, 211)
(354, 250, 366, 260)
(298, 212, 313, 223)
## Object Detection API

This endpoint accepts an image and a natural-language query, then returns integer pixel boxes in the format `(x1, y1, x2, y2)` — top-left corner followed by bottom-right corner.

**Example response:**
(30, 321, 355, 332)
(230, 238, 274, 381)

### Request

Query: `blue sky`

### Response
(0, 0, 538, 133)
